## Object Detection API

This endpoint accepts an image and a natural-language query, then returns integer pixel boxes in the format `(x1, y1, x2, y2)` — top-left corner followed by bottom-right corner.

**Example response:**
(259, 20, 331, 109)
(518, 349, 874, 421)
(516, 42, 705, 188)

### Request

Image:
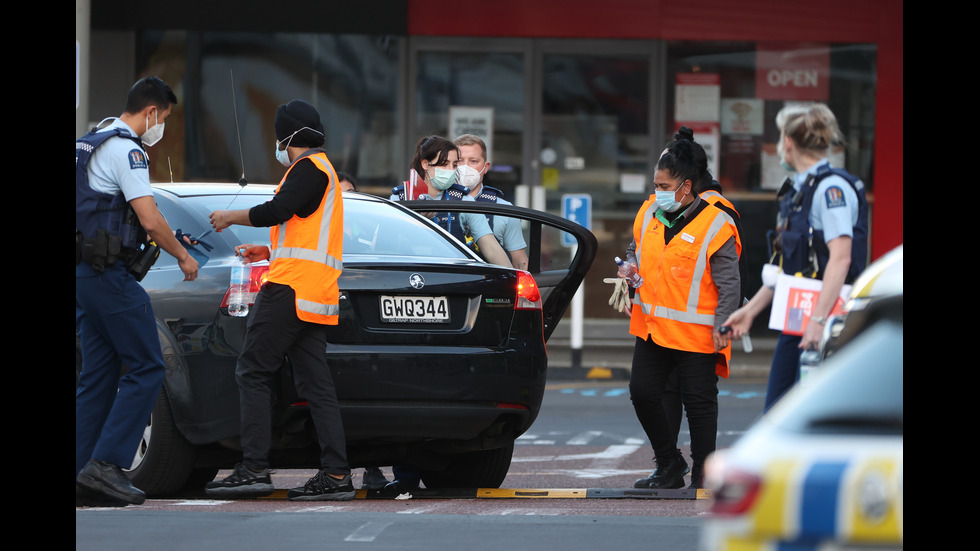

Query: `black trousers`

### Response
(236, 282, 349, 474)
(629, 336, 718, 468)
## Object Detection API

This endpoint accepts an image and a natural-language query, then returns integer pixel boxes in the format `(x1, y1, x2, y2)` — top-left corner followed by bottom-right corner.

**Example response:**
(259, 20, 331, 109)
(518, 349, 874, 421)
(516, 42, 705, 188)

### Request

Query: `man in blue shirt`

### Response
(76, 76, 199, 506)
(455, 134, 529, 271)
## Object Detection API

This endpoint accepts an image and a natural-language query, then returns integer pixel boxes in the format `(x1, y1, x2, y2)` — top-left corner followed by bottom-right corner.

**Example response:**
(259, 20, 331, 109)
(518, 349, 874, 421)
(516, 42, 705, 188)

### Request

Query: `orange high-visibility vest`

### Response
(628, 198, 741, 377)
(268, 151, 344, 325)
(699, 190, 738, 216)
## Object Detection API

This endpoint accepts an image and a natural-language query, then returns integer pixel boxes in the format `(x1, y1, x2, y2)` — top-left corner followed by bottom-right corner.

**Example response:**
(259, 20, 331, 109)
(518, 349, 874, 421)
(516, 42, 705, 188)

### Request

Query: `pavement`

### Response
(546, 318, 775, 381)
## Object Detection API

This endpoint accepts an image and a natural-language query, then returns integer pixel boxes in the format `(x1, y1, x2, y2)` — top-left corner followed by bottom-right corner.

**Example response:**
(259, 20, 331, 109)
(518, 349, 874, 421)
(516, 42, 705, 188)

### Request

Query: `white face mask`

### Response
(141, 111, 165, 147)
(274, 141, 291, 167)
(273, 126, 324, 167)
(455, 164, 482, 190)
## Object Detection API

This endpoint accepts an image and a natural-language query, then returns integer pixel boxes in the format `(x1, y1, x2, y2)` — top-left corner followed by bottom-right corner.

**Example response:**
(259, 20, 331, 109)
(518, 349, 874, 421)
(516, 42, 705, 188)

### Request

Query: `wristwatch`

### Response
(811, 316, 827, 326)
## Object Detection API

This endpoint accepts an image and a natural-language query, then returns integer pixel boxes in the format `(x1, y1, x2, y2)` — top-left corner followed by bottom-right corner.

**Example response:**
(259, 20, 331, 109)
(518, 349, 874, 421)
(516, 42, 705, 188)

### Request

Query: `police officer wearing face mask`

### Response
(625, 138, 741, 491)
(76, 76, 199, 507)
(390, 135, 513, 269)
(723, 103, 868, 412)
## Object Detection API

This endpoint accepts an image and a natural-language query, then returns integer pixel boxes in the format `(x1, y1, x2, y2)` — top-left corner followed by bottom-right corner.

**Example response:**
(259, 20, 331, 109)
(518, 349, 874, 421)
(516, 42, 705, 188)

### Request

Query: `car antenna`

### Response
(168, 157, 174, 183)
(220, 69, 248, 213)
(231, 69, 247, 188)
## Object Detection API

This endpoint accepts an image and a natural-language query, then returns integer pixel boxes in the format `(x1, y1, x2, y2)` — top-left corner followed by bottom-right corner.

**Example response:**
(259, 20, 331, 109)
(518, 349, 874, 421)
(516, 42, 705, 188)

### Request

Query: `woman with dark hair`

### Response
(391, 135, 512, 267)
(625, 136, 741, 490)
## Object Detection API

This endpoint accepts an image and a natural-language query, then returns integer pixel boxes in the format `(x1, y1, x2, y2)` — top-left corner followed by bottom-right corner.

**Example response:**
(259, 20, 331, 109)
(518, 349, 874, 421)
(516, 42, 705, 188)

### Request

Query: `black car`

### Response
(75, 183, 596, 495)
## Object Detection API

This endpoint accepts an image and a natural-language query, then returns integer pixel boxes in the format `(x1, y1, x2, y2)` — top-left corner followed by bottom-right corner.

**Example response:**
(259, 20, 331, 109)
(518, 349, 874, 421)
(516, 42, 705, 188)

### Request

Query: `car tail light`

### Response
(708, 467, 763, 515)
(515, 271, 542, 310)
(220, 261, 271, 309)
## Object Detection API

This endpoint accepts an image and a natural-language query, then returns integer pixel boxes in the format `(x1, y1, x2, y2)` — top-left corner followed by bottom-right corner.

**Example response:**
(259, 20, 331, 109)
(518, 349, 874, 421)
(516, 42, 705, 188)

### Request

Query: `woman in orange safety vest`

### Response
(625, 136, 741, 491)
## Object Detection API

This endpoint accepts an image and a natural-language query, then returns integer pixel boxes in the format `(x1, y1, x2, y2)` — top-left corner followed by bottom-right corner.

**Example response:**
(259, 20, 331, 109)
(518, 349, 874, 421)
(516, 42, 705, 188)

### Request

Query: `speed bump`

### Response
(258, 487, 711, 500)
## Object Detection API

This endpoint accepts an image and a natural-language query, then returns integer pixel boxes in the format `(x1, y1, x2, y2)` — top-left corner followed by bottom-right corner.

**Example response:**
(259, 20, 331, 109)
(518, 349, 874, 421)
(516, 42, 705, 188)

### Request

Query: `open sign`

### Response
(756, 43, 829, 101)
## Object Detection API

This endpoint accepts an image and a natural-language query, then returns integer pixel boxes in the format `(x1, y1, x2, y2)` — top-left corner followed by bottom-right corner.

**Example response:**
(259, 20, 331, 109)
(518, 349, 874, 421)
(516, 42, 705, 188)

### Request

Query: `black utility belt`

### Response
(76, 229, 159, 281)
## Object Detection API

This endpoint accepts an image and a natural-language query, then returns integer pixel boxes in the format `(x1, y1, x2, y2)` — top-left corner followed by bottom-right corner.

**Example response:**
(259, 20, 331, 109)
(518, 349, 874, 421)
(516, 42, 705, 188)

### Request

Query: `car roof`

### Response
(152, 182, 384, 204)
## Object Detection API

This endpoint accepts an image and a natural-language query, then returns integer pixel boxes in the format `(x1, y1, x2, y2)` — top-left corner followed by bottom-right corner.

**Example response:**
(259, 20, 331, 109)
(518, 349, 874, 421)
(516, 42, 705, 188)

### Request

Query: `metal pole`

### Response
(75, 0, 91, 138)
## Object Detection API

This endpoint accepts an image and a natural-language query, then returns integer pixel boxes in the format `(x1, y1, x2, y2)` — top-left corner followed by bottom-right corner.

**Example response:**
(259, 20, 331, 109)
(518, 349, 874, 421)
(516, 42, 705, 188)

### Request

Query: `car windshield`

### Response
(774, 319, 904, 436)
(180, 193, 472, 260)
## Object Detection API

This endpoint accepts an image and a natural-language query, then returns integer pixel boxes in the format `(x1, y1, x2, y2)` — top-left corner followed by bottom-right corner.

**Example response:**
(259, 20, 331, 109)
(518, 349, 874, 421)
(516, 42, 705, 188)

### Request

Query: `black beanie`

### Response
(274, 100, 325, 148)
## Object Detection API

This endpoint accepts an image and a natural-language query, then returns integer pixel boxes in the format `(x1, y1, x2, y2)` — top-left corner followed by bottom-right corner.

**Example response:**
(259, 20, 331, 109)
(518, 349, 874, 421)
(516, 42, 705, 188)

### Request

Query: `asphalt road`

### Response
(77, 378, 770, 550)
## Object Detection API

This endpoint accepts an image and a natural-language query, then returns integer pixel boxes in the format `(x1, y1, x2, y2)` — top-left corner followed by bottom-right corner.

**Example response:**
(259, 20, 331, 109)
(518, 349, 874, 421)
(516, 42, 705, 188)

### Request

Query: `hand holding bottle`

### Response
(614, 257, 643, 288)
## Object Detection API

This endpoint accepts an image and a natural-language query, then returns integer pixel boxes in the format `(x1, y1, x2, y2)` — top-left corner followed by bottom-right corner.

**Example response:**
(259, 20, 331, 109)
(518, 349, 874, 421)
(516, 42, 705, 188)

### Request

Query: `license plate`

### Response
(380, 295, 449, 323)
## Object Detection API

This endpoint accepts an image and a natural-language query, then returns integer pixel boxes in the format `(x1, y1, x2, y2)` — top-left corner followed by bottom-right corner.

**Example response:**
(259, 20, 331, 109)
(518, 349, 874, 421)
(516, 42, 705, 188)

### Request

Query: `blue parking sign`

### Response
(561, 194, 591, 247)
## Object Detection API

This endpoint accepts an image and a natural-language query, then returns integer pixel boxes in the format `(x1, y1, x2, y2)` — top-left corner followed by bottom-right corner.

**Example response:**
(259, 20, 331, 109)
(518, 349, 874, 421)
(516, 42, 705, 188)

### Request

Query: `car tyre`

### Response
(126, 386, 199, 497)
(419, 440, 515, 489)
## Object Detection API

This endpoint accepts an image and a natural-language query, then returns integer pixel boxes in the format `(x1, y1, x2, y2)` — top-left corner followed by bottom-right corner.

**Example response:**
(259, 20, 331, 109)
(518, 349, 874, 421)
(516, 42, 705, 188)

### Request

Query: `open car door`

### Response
(398, 200, 598, 342)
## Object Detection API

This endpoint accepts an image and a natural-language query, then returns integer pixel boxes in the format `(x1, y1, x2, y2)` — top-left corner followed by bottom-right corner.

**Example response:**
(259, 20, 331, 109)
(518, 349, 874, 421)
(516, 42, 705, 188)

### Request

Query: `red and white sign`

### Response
(769, 273, 849, 336)
(675, 73, 720, 122)
(755, 43, 830, 101)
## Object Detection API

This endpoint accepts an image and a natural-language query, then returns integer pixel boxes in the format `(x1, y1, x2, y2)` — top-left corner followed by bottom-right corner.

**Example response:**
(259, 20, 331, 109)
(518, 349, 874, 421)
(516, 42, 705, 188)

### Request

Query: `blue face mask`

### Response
(655, 186, 688, 213)
(778, 134, 795, 173)
(430, 167, 457, 190)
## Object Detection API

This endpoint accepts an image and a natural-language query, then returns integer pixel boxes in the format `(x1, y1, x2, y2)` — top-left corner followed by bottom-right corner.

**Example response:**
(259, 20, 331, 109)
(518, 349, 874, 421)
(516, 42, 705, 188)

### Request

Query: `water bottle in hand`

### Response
(615, 257, 643, 288)
(228, 255, 251, 317)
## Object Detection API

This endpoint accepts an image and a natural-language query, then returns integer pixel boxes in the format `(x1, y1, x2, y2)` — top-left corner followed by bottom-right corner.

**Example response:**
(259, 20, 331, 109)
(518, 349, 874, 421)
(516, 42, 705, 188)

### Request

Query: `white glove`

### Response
(603, 277, 632, 315)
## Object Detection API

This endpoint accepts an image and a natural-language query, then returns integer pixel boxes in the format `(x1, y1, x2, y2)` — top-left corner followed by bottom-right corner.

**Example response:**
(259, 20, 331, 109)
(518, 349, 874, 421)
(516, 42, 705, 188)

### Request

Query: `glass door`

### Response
(531, 40, 663, 319)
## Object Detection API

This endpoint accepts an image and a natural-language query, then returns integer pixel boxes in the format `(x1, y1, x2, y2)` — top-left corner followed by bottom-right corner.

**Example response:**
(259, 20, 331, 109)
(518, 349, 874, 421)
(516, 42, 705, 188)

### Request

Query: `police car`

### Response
(820, 244, 903, 361)
(699, 303, 903, 550)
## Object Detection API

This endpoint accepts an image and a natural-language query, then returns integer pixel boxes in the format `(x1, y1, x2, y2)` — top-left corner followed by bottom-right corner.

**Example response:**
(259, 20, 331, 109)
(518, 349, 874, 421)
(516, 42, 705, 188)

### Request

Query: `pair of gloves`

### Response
(603, 277, 632, 315)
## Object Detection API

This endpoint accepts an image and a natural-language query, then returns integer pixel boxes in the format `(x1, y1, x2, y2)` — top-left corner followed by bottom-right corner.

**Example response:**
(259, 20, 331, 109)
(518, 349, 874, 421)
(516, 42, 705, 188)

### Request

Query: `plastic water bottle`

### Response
(799, 349, 822, 386)
(614, 257, 643, 288)
(228, 255, 251, 317)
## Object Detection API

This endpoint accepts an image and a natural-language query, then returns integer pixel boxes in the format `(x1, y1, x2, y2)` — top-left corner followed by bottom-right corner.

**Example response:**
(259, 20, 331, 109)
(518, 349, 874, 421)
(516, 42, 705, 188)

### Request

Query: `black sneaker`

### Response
(76, 459, 146, 505)
(76, 482, 129, 508)
(204, 463, 274, 498)
(361, 467, 389, 491)
(287, 471, 356, 501)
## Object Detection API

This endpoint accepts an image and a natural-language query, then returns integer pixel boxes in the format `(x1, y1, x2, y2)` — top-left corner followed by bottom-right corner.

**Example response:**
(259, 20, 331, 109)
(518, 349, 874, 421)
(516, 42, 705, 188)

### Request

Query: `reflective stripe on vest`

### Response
(268, 152, 344, 324)
(699, 190, 737, 215)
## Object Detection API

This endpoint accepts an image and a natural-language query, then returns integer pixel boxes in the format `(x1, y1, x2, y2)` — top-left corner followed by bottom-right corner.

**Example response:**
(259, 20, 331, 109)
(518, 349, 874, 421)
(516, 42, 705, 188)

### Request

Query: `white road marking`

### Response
(396, 505, 441, 514)
(513, 444, 641, 463)
(344, 521, 394, 542)
(566, 430, 603, 445)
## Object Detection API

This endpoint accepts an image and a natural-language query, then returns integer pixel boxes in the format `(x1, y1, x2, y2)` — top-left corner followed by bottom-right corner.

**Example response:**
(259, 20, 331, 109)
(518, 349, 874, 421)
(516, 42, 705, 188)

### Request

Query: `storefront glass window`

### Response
(539, 53, 650, 216)
(665, 41, 877, 193)
(137, 31, 403, 192)
(415, 51, 525, 199)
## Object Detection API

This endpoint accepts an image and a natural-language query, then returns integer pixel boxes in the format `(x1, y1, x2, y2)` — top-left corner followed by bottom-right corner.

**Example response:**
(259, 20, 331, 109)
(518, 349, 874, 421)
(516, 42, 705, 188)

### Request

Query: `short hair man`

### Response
(76, 76, 199, 507)
(454, 134, 529, 271)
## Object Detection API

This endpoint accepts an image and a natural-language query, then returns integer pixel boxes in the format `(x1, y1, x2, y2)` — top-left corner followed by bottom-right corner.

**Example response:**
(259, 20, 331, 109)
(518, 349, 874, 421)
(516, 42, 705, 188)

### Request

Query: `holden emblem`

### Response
(409, 273, 425, 289)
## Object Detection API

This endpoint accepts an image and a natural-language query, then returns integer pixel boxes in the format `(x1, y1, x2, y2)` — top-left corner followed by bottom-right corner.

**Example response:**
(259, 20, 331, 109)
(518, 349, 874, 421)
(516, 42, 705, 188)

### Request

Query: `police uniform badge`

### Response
(128, 149, 148, 170)
(824, 186, 846, 209)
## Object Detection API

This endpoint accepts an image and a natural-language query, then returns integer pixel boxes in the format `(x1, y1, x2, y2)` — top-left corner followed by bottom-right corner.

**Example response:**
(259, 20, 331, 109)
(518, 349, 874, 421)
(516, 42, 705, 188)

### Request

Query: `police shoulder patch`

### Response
(824, 185, 847, 209)
(128, 149, 148, 170)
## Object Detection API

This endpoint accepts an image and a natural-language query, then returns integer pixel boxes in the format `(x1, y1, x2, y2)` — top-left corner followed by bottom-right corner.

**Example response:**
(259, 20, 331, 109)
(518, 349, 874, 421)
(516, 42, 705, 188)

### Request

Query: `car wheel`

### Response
(419, 440, 515, 489)
(125, 385, 198, 497)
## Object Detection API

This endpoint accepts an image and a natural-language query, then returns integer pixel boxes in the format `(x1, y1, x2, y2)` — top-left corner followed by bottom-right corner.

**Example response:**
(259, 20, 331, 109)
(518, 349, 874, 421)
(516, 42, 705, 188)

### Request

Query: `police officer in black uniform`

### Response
(76, 76, 198, 506)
